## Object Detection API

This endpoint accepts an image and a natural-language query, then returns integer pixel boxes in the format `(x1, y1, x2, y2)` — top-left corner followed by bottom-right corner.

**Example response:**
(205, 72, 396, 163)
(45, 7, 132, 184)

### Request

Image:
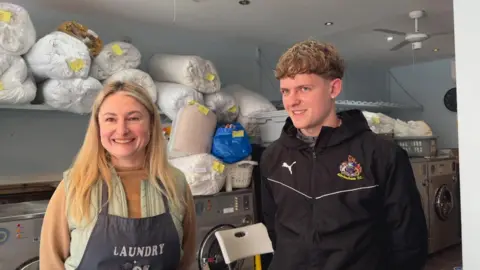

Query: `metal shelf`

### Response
(0, 103, 165, 115)
(335, 100, 423, 113)
(271, 100, 423, 113)
(0, 104, 57, 111)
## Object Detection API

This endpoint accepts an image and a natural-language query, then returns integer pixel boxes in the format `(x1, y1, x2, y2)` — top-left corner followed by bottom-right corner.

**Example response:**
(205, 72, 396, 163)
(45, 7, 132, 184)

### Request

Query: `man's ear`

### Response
(329, 78, 342, 99)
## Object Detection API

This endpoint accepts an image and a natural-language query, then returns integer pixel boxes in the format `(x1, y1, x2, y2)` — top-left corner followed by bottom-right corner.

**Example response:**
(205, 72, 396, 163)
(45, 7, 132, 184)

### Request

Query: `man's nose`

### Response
(285, 92, 301, 107)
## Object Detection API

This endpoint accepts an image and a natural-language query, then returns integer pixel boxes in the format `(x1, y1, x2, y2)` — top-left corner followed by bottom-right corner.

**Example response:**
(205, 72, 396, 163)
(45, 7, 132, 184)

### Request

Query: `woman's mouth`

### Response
(113, 138, 135, 144)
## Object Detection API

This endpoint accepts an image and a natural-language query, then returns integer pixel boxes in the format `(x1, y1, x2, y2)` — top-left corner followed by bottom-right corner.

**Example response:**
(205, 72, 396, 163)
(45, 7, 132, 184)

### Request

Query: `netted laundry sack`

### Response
(0, 3, 36, 55)
(148, 53, 221, 93)
(155, 81, 204, 121)
(223, 84, 276, 137)
(24, 31, 91, 80)
(38, 77, 102, 114)
(204, 91, 239, 123)
(169, 153, 226, 196)
(90, 41, 141, 80)
(57, 21, 103, 57)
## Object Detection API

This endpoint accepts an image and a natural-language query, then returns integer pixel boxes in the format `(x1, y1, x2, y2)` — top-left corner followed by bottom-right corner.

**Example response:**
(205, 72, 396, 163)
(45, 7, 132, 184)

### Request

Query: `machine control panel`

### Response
(194, 190, 254, 218)
(0, 222, 40, 243)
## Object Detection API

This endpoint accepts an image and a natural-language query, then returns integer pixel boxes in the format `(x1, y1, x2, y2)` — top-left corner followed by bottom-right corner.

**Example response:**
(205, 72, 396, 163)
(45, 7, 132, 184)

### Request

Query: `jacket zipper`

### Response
(309, 147, 317, 267)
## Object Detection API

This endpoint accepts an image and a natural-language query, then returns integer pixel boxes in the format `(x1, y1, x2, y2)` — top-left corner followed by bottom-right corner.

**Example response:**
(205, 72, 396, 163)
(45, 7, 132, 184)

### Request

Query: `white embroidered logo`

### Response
(282, 161, 296, 174)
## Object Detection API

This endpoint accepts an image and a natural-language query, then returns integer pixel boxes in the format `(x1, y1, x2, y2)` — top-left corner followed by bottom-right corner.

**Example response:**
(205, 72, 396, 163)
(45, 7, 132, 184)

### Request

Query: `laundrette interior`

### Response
(0, 0, 466, 269)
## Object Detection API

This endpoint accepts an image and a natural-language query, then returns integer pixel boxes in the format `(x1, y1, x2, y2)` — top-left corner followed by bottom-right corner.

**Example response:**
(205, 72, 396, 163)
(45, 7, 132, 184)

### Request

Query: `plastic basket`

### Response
(394, 136, 438, 157)
(225, 160, 258, 190)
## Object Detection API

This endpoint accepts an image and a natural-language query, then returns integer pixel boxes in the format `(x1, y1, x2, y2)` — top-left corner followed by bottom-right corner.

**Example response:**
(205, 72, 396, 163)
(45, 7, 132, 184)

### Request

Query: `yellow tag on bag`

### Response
(0, 81, 4, 91)
(205, 73, 215, 81)
(0, 10, 12, 23)
(212, 161, 225, 173)
(227, 106, 237, 113)
(197, 104, 209, 115)
(111, 44, 124, 56)
(232, 130, 244, 138)
(188, 100, 197, 105)
(68, 59, 85, 72)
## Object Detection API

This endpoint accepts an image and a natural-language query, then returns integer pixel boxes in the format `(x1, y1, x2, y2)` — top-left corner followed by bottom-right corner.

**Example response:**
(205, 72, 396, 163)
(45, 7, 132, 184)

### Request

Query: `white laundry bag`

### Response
(0, 74, 36, 104)
(24, 31, 91, 80)
(104, 68, 157, 102)
(90, 41, 141, 80)
(394, 119, 433, 137)
(39, 77, 103, 114)
(362, 111, 395, 134)
(223, 84, 276, 136)
(204, 91, 239, 123)
(0, 3, 36, 55)
(0, 54, 27, 89)
(155, 82, 204, 121)
(148, 54, 221, 93)
(0, 54, 36, 104)
(169, 153, 226, 196)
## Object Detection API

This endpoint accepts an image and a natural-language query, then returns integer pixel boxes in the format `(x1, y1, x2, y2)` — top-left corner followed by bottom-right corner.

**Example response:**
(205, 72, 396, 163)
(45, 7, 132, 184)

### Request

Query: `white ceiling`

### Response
(16, 0, 455, 67)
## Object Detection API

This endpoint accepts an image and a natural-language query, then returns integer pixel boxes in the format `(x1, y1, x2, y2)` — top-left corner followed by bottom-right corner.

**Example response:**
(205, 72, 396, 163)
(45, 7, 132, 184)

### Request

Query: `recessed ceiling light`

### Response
(325, 22, 333, 26)
(386, 36, 393, 41)
(433, 48, 439, 52)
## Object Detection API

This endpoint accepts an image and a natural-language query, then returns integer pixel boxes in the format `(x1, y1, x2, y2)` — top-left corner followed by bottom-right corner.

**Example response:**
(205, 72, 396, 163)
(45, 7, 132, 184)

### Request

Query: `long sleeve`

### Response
(39, 180, 71, 270)
(178, 186, 196, 270)
(383, 147, 428, 270)
(261, 175, 277, 249)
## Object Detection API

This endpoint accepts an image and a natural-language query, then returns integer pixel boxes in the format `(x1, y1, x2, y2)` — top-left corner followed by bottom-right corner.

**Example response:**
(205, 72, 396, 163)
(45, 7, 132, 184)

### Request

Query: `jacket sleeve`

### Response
(383, 146, 428, 270)
(261, 175, 277, 249)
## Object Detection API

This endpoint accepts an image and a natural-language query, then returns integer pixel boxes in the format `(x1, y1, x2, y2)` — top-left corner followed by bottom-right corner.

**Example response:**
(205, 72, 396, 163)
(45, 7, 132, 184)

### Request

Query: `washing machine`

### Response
(427, 157, 461, 254)
(193, 189, 256, 270)
(0, 200, 49, 270)
(410, 158, 430, 232)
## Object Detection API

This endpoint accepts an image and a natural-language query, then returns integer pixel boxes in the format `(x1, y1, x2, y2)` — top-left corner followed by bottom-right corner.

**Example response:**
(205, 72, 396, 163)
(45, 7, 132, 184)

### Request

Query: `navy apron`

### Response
(76, 182, 181, 270)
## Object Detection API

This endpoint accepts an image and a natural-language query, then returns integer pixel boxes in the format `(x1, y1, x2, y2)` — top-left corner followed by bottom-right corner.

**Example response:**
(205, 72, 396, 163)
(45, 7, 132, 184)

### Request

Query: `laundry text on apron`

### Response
(76, 181, 181, 270)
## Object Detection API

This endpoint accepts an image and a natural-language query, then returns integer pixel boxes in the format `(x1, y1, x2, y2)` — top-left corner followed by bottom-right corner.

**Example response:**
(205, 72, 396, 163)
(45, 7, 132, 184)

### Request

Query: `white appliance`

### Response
(0, 200, 49, 270)
(410, 157, 461, 254)
(193, 189, 256, 270)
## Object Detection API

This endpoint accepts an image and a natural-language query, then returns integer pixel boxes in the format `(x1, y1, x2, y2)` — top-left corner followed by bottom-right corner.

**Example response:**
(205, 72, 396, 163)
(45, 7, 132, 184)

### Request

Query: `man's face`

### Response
(280, 73, 342, 136)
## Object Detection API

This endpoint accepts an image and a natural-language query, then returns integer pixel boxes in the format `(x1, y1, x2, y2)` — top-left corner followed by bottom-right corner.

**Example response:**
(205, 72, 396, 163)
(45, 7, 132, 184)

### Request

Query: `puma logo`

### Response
(282, 161, 296, 174)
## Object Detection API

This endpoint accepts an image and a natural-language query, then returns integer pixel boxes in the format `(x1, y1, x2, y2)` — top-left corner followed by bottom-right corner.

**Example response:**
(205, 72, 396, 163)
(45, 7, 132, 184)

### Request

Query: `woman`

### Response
(39, 81, 196, 270)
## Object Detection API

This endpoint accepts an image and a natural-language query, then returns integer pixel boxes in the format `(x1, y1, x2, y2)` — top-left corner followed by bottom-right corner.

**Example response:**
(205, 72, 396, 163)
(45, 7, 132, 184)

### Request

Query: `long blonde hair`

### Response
(66, 81, 183, 224)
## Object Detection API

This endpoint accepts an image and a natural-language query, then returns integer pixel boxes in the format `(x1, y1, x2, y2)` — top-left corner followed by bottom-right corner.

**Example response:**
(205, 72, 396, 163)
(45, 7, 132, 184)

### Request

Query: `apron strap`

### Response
(99, 179, 171, 215)
(157, 179, 171, 212)
(100, 181, 109, 215)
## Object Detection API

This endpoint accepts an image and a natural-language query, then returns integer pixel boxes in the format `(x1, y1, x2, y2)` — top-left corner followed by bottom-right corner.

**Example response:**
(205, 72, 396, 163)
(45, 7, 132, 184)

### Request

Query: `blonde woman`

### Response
(39, 81, 196, 270)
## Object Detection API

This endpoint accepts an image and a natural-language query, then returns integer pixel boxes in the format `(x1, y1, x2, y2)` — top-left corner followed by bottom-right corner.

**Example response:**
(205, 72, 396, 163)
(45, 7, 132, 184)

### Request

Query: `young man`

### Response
(260, 40, 428, 270)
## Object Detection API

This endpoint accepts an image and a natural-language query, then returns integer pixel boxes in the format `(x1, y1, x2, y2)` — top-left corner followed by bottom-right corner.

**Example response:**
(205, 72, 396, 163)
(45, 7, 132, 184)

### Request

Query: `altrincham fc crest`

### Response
(337, 155, 364, 181)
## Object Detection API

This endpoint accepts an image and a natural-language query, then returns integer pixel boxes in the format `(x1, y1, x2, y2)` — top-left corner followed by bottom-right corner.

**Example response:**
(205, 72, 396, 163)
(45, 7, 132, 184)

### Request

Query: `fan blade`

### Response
(373, 28, 406, 35)
(390, 40, 410, 51)
(429, 31, 453, 37)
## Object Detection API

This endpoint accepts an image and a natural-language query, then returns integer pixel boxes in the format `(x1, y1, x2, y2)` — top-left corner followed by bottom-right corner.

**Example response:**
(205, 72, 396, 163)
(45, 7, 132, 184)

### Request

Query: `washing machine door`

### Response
(434, 184, 454, 221)
(17, 257, 39, 270)
(198, 225, 244, 270)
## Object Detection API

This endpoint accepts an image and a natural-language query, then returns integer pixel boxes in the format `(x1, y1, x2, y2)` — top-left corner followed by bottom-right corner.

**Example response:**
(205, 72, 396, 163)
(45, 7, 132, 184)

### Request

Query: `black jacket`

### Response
(260, 110, 428, 270)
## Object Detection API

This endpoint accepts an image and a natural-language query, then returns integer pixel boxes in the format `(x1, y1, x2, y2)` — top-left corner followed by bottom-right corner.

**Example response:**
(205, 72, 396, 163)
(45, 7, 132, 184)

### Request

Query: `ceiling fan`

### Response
(373, 10, 452, 51)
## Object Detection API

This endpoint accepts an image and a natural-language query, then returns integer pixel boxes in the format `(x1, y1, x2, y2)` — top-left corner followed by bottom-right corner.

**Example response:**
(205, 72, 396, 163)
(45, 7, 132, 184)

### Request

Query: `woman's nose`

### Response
(116, 119, 129, 135)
